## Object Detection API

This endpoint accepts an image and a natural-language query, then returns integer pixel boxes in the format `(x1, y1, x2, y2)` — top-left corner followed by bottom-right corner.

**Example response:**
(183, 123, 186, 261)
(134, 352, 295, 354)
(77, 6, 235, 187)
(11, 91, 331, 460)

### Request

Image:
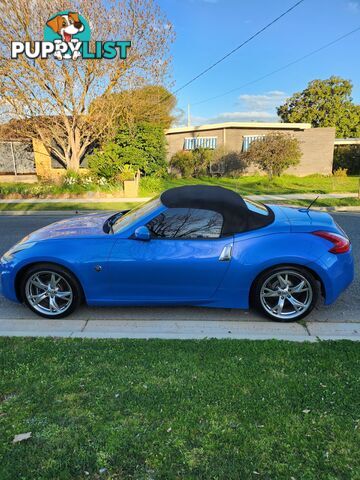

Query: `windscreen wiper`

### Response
(104, 214, 119, 234)
(105, 210, 130, 234)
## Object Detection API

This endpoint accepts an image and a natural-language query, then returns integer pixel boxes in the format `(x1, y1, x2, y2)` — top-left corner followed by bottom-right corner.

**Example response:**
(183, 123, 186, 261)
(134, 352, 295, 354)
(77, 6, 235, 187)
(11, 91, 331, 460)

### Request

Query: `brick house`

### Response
(165, 122, 336, 176)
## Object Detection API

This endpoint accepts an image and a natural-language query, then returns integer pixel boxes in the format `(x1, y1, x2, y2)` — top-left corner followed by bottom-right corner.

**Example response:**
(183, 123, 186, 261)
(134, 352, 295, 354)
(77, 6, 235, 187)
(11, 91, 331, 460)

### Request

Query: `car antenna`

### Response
(306, 195, 320, 212)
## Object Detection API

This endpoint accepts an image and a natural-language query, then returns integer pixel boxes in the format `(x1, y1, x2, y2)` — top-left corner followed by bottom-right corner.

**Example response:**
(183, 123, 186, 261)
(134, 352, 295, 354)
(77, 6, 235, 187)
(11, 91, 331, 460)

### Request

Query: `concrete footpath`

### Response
(0, 319, 359, 341)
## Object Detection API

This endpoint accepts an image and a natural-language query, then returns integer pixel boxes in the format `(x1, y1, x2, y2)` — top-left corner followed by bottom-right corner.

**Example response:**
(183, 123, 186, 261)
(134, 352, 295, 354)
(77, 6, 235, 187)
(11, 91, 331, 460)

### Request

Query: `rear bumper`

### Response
(308, 247, 354, 305)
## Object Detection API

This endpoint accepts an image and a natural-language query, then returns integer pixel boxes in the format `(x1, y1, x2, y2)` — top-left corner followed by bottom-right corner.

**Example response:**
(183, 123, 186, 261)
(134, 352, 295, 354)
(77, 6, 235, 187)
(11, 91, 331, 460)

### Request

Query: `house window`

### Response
(184, 137, 217, 150)
(242, 135, 265, 152)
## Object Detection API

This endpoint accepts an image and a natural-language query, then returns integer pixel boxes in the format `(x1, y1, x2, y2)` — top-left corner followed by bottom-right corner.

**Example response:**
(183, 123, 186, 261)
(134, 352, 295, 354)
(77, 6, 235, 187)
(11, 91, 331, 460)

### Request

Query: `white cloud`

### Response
(210, 111, 278, 122)
(195, 90, 288, 124)
(173, 111, 208, 127)
(237, 90, 287, 111)
(175, 110, 278, 127)
(175, 90, 288, 127)
(347, 1, 360, 12)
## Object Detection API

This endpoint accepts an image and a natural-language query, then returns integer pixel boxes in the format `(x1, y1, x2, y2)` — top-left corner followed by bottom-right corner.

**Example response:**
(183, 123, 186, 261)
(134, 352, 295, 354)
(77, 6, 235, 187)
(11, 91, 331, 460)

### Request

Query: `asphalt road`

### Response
(0, 212, 359, 323)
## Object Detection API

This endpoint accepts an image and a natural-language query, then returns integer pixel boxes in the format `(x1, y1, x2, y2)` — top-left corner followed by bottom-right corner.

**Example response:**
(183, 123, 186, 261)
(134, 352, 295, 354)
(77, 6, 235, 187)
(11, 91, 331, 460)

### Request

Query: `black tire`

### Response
(252, 265, 320, 322)
(19, 263, 82, 319)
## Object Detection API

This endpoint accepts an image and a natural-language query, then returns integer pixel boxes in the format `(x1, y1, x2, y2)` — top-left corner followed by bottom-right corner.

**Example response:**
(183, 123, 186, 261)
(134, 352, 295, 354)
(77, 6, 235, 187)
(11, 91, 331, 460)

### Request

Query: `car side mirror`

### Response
(134, 225, 151, 241)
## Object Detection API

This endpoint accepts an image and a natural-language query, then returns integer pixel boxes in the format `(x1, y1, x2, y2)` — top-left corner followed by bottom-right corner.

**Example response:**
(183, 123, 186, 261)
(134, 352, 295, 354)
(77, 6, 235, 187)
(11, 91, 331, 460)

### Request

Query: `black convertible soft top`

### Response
(160, 185, 274, 236)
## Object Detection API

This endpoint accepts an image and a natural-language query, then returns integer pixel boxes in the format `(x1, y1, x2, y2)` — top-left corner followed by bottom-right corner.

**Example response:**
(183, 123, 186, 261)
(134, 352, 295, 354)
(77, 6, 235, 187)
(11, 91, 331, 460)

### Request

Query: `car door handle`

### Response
(219, 245, 232, 261)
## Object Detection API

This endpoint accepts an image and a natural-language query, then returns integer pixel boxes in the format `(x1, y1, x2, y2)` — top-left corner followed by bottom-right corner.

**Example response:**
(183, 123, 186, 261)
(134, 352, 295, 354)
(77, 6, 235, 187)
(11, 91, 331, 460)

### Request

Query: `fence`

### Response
(0, 141, 36, 175)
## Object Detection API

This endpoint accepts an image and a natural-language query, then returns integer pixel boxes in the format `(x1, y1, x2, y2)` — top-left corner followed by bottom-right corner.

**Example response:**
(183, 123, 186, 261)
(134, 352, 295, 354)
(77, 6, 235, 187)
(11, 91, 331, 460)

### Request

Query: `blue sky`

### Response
(157, 0, 360, 126)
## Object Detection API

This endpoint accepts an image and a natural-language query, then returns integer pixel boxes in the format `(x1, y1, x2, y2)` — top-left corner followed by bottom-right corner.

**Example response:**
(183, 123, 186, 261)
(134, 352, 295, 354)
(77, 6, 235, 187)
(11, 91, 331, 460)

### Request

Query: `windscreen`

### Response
(112, 198, 161, 234)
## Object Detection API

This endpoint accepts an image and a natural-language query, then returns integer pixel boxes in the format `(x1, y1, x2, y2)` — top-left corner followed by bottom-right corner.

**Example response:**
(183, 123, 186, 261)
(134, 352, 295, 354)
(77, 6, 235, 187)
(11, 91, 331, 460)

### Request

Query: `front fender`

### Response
(1, 237, 115, 303)
(1, 254, 82, 303)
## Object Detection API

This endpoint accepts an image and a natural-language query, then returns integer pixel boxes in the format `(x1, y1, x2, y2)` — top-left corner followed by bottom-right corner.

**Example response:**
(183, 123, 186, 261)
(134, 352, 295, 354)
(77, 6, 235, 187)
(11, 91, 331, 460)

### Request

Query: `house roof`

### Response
(165, 121, 312, 135)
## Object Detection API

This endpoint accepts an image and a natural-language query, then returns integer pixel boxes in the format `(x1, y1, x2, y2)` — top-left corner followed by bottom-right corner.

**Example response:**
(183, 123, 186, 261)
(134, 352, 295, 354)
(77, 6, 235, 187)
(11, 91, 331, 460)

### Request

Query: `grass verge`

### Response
(269, 197, 360, 208)
(0, 337, 359, 479)
(1, 175, 359, 200)
(0, 198, 360, 212)
(0, 202, 138, 212)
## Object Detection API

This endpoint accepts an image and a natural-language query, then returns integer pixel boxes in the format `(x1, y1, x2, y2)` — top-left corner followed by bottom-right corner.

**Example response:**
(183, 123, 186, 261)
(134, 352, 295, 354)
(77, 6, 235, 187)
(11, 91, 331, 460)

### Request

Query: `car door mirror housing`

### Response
(134, 226, 151, 241)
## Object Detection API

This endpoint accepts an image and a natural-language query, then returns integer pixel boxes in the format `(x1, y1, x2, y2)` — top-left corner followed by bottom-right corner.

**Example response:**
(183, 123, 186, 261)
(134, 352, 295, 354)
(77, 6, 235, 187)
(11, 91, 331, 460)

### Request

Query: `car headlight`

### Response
(1, 242, 36, 263)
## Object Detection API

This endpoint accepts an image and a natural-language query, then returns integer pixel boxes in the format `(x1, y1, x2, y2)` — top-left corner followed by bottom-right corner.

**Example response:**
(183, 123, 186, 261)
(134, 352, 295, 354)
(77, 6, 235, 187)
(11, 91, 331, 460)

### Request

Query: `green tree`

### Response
(115, 122, 167, 175)
(91, 85, 176, 138)
(88, 122, 167, 180)
(0, 0, 174, 170)
(277, 76, 360, 138)
(246, 133, 301, 179)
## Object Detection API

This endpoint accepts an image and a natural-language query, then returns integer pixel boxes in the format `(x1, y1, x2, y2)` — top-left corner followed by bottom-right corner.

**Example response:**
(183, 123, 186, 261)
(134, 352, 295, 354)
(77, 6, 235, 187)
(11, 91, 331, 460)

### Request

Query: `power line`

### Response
(172, 0, 305, 96)
(192, 26, 360, 107)
(150, 0, 305, 110)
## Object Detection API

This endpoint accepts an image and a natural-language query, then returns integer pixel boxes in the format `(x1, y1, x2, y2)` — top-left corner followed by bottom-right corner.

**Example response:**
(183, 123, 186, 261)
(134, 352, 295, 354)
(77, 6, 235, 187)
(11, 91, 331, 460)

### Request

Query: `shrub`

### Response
(333, 167, 348, 177)
(116, 164, 136, 183)
(170, 148, 215, 178)
(62, 170, 82, 186)
(114, 122, 167, 176)
(87, 122, 168, 181)
(87, 143, 123, 181)
(61, 169, 111, 191)
(192, 147, 213, 176)
(210, 147, 249, 177)
(170, 151, 195, 178)
(245, 133, 302, 179)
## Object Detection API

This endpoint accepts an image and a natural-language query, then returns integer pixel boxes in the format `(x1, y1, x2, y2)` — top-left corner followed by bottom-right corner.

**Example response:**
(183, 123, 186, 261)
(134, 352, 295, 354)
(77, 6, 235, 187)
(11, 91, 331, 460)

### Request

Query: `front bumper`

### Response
(0, 261, 21, 303)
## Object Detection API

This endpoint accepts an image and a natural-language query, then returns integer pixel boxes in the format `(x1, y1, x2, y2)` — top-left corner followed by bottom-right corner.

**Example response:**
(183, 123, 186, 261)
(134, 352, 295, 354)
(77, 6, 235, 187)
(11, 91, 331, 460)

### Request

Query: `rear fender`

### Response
(213, 232, 327, 309)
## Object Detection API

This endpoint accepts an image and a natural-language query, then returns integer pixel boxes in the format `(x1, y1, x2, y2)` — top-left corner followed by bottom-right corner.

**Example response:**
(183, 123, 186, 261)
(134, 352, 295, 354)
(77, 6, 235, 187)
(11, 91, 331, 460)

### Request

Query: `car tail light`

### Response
(312, 231, 350, 254)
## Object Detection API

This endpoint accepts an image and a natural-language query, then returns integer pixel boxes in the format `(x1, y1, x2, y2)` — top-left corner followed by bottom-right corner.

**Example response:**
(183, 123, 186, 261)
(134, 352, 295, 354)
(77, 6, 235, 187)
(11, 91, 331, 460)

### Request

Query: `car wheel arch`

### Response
(15, 261, 86, 303)
(249, 262, 325, 307)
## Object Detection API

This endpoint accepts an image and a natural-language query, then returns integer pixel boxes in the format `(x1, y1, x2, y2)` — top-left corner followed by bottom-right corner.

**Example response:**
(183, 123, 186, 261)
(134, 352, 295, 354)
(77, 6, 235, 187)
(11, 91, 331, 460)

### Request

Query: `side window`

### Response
(147, 208, 223, 239)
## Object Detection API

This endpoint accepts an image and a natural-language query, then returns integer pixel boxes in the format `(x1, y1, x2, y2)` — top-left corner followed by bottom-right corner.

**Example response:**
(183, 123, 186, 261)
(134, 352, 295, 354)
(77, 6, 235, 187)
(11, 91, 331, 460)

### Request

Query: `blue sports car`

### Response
(0, 186, 354, 322)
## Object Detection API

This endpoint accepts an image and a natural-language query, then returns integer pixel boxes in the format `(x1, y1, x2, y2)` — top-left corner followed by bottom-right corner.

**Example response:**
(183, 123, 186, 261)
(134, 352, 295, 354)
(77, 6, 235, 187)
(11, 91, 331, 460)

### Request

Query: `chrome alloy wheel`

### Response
(25, 271, 73, 316)
(260, 270, 313, 320)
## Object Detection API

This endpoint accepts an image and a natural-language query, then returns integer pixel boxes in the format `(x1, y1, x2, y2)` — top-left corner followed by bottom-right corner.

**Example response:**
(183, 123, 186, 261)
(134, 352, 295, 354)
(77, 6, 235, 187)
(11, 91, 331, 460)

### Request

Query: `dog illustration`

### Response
(46, 12, 84, 42)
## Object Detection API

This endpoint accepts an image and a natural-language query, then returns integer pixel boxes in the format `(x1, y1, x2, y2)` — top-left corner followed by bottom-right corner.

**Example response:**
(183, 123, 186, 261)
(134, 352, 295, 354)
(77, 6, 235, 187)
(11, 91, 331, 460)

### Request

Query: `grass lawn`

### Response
(139, 175, 360, 197)
(0, 338, 359, 480)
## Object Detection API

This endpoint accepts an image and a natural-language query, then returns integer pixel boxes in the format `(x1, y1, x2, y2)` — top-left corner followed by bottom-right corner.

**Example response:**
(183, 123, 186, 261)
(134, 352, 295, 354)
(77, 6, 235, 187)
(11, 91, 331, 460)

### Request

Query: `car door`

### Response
(106, 207, 234, 304)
